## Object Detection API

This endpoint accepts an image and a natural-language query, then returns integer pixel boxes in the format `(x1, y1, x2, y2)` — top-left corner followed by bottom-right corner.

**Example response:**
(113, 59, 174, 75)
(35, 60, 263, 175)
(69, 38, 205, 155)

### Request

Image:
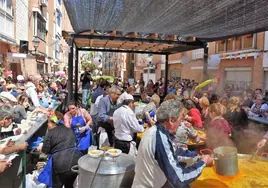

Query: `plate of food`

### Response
(107, 149, 122, 157)
(188, 130, 206, 146)
(99, 146, 113, 151)
(88, 150, 104, 158)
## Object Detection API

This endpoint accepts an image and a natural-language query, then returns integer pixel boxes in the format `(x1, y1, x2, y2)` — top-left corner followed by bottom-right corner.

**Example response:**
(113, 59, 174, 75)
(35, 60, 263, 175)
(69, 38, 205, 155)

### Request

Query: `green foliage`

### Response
(81, 61, 96, 71)
(92, 75, 115, 82)
(0, 67, 3, 76)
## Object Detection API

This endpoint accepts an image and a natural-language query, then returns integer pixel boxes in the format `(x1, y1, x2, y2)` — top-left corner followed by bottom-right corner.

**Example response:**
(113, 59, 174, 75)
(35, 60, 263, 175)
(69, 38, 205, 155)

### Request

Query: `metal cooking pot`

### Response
(200, 146, 238, 176)
(71, 153, 135, 188)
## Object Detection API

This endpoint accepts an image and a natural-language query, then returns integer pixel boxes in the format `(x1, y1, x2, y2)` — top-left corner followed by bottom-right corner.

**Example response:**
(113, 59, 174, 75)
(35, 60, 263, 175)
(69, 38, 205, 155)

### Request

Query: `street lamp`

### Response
(32, 37, 40, 54)
(146, 56, 153, 84)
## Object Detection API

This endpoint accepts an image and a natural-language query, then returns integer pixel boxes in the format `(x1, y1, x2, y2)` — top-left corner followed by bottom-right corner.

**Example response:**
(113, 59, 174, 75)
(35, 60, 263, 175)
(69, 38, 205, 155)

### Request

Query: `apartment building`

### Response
(102, 52, 128, 80)
(0, 0, 72, 79)
(163, 33, 265, 90)
(263, 32, 268, 90)
(133, 54, 165, 84)
(211, 33, 264, 90)
(0, 0, 15, 72)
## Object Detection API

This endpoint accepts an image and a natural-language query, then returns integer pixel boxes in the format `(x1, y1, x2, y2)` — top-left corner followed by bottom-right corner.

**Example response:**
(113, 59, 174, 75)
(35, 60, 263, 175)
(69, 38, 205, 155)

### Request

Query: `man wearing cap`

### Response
(113, 94, 144, 154)
(117, 86, 136, 105)
(17, 75, 25, 83)
(6, 84, 18, 97)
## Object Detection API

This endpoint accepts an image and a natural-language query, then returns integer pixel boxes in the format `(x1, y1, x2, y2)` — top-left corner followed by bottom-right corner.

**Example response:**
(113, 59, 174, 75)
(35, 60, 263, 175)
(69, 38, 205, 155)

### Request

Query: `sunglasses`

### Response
(5, 116, 14, 120)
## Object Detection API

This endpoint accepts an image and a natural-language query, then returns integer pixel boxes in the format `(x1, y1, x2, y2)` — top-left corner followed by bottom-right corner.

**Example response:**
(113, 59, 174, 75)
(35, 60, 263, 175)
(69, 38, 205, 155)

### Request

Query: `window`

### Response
(6, 0, 12, 15)
(58, 0, 61, 5)
(161, 70, 165, 77)
(45, 64, 48, 73)
(0, 0, 12, 15)
(226, 38, 234, 51)
(149, 69, 155, 74)
(243, 34, 254, 49)
(143, 69, 148, 74)
(216, 41, 225, 52)
(37, 62, 44, 75)
(56, 10, 61, 27)
(234, 37, 242, 50)
(35, 13, 46, 40)
(0, 0, 5, 10)
(55, 37, 61, 60)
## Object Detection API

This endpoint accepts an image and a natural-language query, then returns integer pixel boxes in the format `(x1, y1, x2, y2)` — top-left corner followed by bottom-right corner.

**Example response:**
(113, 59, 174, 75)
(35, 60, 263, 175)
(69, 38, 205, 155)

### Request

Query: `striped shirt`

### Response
(132, 122, 205, 188)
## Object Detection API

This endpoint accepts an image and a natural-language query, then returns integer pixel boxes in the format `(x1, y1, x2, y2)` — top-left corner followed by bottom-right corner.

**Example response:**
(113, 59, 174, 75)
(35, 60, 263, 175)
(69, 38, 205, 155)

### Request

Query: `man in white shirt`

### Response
(132, 99, 212, 188)
(117, 86, 136, 105)
(113, 95, 144, 154)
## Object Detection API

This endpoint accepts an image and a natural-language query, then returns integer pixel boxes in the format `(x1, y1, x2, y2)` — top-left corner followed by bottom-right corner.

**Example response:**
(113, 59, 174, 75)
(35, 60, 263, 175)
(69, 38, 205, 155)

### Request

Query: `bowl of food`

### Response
(107, 149, 122, 157)
(88, 150, 104, 158)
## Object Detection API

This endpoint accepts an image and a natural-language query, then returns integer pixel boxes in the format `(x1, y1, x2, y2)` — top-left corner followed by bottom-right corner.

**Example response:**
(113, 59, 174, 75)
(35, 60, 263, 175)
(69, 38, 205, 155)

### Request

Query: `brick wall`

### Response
(23, 58, 38, 78)
(168, 64, 182, 78)
(252, 57, 263, 89)
(256, 32, 264, 50)
(216, 57, 263, 90)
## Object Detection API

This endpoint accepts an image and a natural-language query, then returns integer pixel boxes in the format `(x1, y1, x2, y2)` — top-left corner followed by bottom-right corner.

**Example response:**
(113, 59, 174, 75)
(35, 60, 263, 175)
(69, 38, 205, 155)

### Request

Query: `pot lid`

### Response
(78, 153, 135, 175)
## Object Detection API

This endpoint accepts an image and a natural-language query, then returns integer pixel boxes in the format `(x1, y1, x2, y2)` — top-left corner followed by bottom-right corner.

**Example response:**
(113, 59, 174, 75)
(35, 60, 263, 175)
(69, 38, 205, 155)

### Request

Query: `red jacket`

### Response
(188, 108, 203, 128)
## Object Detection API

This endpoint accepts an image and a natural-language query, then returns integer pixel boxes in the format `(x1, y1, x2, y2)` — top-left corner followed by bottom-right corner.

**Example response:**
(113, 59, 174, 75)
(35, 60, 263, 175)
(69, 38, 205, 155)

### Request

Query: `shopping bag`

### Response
(26, 174, 46, 188)
(128, 141, 138, 159)
(98, 127, 110, 148)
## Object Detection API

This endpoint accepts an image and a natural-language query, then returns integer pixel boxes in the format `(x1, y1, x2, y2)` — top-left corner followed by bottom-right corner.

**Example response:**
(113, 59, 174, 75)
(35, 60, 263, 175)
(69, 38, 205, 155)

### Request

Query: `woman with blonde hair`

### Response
(225, 96, 248, 152)
(206, 103, 232, 149)
(142, 94, 160, 125)
(225, 96, 248, 129)
(199, 96, 210, 129)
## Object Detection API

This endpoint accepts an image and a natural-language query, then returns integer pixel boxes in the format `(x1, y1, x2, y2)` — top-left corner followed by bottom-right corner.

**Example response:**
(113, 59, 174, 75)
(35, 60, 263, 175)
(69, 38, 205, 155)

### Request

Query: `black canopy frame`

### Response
(65, 31, 208, 104)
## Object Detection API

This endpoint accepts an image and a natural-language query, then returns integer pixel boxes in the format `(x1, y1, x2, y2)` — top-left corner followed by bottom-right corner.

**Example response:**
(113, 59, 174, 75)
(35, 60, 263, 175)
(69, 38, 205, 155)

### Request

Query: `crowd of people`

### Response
(1, 66, 268, 187)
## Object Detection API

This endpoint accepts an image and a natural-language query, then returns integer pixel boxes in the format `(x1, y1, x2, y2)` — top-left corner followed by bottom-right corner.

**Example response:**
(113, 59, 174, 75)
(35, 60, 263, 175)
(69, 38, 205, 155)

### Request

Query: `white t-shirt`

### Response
(90, 95, 104, 116)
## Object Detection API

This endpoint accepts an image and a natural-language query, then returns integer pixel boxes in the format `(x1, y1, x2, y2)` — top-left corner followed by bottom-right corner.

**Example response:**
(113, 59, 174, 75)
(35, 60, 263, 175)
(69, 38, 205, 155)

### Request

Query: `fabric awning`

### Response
(63, 0, 268, 41)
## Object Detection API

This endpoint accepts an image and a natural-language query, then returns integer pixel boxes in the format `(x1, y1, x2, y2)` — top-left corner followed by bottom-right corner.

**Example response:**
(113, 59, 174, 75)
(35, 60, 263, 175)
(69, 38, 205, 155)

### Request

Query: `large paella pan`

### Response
(191, 154, 268, 188)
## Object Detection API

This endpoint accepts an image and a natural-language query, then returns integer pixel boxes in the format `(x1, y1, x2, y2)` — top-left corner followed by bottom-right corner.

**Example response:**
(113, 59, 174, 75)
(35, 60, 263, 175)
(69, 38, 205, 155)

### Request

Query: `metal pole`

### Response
(67, 37, 74, 105)
(75, 49, 79, 100)
(203, 43, 209, 81)
(147, 65, 150, 85)
(164, 54, 169, 96)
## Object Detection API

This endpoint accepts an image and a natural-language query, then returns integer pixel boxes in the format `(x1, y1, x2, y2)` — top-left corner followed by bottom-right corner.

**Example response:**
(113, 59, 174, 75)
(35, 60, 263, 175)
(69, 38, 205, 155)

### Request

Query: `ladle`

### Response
(249, 149, 259, 161)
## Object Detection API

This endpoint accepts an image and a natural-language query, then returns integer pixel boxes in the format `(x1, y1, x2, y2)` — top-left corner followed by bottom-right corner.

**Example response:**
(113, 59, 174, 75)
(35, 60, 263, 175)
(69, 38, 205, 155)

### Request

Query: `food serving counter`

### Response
(0, 104, 61, 188)
(191, 154, 268, 188)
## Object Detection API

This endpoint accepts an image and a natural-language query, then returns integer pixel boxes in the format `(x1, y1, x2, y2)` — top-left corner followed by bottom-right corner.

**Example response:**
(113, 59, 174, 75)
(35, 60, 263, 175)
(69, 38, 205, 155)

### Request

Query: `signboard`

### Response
(128, 78, 135, 85)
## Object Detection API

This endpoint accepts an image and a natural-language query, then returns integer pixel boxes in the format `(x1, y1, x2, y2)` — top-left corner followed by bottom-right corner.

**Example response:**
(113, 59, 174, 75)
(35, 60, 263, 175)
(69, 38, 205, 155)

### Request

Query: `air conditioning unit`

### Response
(41, 0, 48, 7)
